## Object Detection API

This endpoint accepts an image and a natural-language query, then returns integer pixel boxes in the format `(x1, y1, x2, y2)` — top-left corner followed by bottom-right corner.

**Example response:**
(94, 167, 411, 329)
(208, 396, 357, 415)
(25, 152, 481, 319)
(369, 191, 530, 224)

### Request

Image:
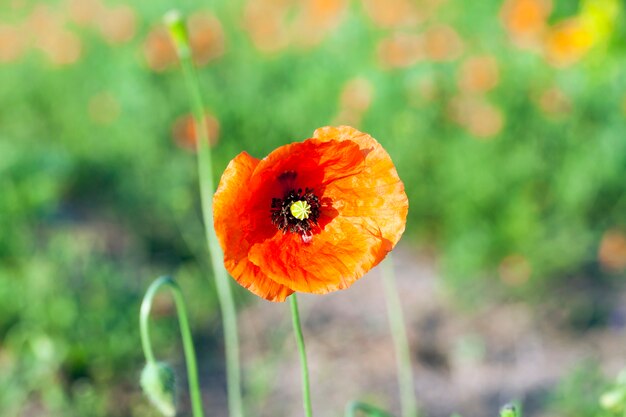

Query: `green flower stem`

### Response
(381, 255, 419, 417)
(140, 276, 204, 417)
(290, 294, 314, 417)
(345, 401, 396, 417)
(165, 11, 243, 417)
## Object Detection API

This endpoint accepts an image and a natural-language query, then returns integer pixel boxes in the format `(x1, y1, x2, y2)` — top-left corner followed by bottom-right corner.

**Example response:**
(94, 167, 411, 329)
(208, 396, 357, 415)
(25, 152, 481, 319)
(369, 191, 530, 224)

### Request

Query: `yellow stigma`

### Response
(290, 200, 311, 220)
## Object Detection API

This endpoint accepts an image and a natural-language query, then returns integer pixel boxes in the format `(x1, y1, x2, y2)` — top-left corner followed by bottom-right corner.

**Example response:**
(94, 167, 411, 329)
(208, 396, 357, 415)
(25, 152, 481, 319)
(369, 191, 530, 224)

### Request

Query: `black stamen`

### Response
(271, 187, 321, 238)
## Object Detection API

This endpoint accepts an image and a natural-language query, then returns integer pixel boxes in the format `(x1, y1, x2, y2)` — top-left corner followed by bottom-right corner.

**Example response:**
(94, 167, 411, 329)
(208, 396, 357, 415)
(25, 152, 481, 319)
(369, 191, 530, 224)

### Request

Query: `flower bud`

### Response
(500, 403, 520, 417)
(600, 388, 626, 412)
(140, 361, 176, 417)
(164, 10, 191, 60)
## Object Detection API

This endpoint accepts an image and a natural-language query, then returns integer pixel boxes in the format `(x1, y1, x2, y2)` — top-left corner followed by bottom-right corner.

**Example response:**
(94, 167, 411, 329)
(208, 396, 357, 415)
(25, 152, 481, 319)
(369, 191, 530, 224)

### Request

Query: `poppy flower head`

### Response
(213, 126, 408, 302)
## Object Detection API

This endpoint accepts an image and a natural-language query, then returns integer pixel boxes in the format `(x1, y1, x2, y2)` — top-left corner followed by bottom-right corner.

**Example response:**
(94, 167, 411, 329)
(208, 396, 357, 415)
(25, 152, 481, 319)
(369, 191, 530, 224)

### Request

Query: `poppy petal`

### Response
(248, 214, 390, 293)
(213, 152, 294, 302)
(313, 126, 408, 247)
(248, 138, 366, 193)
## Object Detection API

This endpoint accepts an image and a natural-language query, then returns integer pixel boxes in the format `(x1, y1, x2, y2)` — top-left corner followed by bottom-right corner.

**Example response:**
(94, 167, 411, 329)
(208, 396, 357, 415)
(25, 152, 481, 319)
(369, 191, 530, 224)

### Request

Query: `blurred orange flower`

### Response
(243, 0, 289, 53)
(423, 24, 463, 62)
(544, 17, 594, 67)
(27, 4, 63, 47)
(187, 12, 225, 66)
(334, 77, 374, 127)
(27, 4, 82, 66)
(361, 0, 422, 28)
(243, 0, 346, 52)
(97, 4, 137, 45)
(142, 26, 176, 72)
(499, 254, 532, 286)
(292, 0, 347, 48)
(143, 11, 224, 71)
(304, 0, 345, 22)
(37, 28, 83, 66)
(339, 77, 374, 113)
(458, 55, 500, 94)
(536, 86, 571, 118)
(213, 126, 408, 301)
(67, 0, 104, 27)
(171, 112, 220, 151)
(0, 24, 25, 63)
(449, 95, 504, 139)
(332, 109, 363, 128)
(466, 102, 504, 139)
(501, 0, 552, 48)
(377, 33, 422, 69)
(598, 230, 626, 273)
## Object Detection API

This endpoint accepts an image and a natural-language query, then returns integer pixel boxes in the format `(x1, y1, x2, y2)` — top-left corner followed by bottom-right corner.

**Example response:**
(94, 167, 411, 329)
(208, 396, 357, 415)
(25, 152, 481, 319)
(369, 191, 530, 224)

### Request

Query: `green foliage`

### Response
(550, 365, 626, 417)
(549, 362, 611, 417)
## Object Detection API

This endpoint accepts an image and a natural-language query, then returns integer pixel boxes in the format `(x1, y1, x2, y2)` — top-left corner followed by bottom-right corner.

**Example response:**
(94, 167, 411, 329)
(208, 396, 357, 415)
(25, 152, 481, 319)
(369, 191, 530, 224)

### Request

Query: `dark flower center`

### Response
(271, 187, 321, 238)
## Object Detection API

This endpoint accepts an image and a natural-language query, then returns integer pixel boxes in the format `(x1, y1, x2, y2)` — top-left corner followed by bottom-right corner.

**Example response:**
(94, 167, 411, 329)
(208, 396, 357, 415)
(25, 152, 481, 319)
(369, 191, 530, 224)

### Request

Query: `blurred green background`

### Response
(1, 0, 626, 415)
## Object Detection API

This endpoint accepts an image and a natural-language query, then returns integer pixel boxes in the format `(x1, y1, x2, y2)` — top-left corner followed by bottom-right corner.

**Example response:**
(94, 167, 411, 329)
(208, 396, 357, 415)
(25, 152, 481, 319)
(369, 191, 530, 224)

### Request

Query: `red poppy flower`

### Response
(213, 126, 408, 302)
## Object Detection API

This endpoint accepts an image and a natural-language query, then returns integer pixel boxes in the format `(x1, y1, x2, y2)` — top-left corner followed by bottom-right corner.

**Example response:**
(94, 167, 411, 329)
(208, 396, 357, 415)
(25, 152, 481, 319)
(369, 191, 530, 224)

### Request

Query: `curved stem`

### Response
(140, 276, 205, 417)
(381, 256, 419, 417)
(140, 282, 157, 365)
(345, 401, 396, 417)
(290, 294, 313, 417)
(165, 12, 243, 417)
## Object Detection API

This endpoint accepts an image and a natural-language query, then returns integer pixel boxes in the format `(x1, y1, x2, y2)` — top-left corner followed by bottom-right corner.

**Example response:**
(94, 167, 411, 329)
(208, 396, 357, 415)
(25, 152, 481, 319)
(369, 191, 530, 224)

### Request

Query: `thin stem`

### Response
(170, 279, 204, 417)
(290, 294, 313, 417)
(381, 256, 419, 417)
(140, 281, 157, 365)
(165, 11, 243, 417)
(345, 401, 396, 417)
(140, 276, 205, 417)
